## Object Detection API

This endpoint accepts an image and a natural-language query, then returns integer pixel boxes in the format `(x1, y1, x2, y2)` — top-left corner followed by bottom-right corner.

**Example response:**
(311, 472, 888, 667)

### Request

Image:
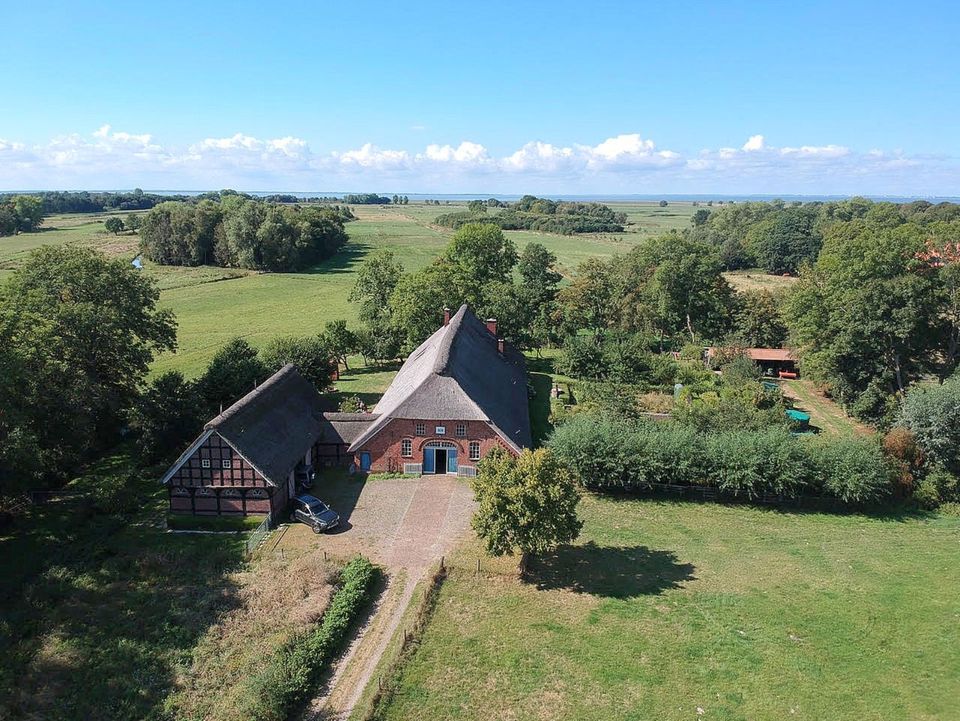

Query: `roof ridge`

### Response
(433, 303, 469, 375)
(206, 363, 297, 429)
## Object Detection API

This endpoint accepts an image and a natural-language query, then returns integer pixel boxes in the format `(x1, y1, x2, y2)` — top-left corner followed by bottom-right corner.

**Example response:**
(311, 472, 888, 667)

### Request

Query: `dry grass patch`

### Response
(167, 548, 338, 721)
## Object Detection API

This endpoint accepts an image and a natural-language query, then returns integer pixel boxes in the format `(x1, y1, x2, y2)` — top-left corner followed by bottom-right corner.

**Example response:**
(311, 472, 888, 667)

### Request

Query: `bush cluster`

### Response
(548, 414, 895, 505)
(243, 556, 378, 721)
(140, 198, 349, 271)
(435, 195, 625, 234)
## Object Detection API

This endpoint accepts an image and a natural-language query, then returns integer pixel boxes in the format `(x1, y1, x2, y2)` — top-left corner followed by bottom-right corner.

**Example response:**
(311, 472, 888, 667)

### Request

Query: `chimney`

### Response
(443, 307, 452, 326)
(485, 318, 498, 336)
(497, 338, 504, 354)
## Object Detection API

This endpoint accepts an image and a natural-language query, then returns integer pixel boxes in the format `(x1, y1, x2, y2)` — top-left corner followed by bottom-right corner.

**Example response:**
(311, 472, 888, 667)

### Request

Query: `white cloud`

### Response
(0, 126, 954, 196)
(421, 141, 489, 163)
(335, 143, 409, 168)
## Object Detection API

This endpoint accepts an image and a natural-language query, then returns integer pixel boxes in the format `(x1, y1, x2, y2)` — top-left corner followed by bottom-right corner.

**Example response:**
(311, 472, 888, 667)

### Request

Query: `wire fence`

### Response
(244, 515, 273, 556)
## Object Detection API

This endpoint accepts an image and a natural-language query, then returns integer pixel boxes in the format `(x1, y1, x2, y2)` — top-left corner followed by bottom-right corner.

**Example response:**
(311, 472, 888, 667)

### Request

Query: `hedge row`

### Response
(243, 556, 379, 721)
(548, 414, 894, 504)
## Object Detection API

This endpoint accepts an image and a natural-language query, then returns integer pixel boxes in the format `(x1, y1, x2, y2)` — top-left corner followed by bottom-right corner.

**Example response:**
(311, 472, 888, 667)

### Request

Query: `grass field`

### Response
(0, 202, 706, 376)
(376, 496, 960, 721)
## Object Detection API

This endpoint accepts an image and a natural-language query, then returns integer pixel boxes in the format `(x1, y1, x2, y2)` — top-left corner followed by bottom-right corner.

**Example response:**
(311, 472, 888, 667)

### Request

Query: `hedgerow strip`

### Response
(242, 555, 379, 721)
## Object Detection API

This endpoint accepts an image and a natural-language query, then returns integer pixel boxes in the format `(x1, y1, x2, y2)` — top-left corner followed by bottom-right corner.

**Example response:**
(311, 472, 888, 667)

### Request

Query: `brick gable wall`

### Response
(355, 418, 517, 473)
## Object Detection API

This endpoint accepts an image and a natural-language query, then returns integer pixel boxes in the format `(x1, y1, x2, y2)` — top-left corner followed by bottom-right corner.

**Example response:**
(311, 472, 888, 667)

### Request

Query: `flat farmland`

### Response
(0, 201, 706, 376)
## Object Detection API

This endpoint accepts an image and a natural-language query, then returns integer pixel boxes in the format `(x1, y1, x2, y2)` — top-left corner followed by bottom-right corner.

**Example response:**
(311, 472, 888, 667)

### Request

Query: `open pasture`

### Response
(377, 495, 960, 721)
(1, 201, 709, 376)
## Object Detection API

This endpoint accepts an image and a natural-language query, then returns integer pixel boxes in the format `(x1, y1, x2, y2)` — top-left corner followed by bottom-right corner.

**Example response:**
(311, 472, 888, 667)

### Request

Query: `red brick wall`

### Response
(355, 418, 517, 473)
(168, 432, 270, 488)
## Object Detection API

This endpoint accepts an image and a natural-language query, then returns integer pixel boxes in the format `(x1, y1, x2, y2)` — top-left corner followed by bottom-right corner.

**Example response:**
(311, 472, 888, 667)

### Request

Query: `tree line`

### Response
(690, 196, 960, 275)
(0, 189, 191, 215)
(435, 195, 626, 234)
(138, 197, 352, 272)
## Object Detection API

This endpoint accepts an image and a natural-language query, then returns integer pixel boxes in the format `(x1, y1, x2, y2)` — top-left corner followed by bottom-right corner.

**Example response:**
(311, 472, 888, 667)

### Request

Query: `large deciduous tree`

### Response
(471, 448, 582, 557)
(195, 338, 267, 414)
(788, 222, 944, 423)
(0, 246, 177, 489)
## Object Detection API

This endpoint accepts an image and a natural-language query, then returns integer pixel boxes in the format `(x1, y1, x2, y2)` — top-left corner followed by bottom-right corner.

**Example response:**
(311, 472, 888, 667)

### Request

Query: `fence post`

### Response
(476, 557, 481, 574)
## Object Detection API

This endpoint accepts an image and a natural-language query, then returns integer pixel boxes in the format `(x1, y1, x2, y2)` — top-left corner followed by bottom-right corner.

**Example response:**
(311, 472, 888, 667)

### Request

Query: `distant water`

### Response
(11, 190, 960, 203)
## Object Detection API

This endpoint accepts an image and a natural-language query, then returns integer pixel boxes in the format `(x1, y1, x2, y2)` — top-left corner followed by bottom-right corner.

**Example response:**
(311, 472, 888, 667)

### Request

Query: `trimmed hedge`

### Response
(548, 414, 895, 505)
(242, 556, 379, 721)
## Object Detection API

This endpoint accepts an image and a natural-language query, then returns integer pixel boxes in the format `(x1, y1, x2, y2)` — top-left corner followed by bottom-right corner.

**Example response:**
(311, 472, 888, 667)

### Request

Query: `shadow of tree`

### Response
(0, 451, 246, 720)
(526, 542, 696, 598)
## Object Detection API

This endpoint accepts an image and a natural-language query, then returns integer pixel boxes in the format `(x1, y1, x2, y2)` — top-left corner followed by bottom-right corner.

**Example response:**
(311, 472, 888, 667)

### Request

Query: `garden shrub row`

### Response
(242, 556, 379, 721)
(548, 414, 895, 504)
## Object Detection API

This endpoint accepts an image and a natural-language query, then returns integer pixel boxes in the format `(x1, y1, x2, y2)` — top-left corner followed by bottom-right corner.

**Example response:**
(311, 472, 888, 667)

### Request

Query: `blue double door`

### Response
(423, 446, 457, 474)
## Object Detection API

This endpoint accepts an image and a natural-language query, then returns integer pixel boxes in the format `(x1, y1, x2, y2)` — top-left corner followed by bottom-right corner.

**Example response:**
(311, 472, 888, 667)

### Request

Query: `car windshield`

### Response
(308, 501, 328, 513)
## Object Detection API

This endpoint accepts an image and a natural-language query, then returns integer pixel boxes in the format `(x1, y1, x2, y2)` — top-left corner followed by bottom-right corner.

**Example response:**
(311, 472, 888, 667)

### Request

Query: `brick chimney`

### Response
(485, 318, 498, 336)
(497, 338, 505, 354)
(443, 307, 452, 326)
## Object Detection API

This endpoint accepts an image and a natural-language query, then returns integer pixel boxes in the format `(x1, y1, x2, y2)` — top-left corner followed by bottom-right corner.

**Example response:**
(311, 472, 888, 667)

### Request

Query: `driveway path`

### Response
(288, 474, 475, 721)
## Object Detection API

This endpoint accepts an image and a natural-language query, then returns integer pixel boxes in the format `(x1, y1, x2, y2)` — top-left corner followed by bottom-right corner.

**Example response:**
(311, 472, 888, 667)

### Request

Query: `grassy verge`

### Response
(781, 379, 873, 437)
(356, 563, 449, 721)
(166, 513, 266, 532)
(377, 495, 960, 721)
(243, 556, 380, 721)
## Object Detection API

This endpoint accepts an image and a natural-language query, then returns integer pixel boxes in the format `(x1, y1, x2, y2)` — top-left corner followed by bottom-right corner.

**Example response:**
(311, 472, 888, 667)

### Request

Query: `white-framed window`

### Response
(435, 426, 446, 435)
(221, 459, 231, 469)
(455, 423, 466, 437)
(469, 441, 481, 461)
(201, 458, 211, 469)
(401, 438, 413, 457)
(415, 422, 425, 436)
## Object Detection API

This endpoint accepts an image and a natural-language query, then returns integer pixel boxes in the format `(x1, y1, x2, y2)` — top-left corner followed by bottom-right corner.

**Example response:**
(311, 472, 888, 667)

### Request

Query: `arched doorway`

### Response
(422, 441, 458, 474)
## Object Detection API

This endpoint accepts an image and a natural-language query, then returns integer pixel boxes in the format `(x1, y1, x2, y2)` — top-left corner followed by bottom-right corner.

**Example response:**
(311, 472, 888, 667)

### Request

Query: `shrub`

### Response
(243, 556, 378, 721)
(805, 436, 894, 504)
(549, 413, 896, 505)
(913, 466, 960, 510)
(900, 377, 960, 474)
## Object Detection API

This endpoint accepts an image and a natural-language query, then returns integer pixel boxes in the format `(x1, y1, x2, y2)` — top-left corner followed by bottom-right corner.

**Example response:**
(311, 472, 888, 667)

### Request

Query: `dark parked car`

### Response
(289, 494, 340, 533)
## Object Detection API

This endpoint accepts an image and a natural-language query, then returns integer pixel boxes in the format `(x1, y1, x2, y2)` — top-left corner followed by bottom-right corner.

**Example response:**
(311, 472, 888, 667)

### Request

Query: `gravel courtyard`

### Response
(275, 473, 477, 570)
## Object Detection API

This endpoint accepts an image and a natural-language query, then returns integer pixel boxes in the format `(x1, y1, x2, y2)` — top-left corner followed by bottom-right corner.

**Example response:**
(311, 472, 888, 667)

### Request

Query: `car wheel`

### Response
(290, 512, 297, 522)
(312, 524, 322, 534)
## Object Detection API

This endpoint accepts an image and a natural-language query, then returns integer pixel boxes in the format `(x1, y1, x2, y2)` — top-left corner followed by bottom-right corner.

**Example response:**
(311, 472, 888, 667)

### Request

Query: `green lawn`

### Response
(376, 497, 960, 721)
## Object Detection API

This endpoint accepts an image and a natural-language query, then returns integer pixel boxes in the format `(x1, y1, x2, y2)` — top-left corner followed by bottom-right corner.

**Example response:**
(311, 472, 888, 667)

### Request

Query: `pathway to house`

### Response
(276, 474, 476, 721)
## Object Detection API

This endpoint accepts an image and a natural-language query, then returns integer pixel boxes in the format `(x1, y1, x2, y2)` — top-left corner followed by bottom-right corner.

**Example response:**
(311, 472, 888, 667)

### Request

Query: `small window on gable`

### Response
(401, 438, 413, 457)
(469, 441, 481, 461)
(221, 459, 231, 470)
(201, 458, 211, 469)
(455, 423, 466, 437)
(415, 422, 425, 436)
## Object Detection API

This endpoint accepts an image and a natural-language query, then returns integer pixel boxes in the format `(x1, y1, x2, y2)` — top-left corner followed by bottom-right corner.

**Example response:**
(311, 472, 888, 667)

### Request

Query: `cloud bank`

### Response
(0, 127, 954, 196)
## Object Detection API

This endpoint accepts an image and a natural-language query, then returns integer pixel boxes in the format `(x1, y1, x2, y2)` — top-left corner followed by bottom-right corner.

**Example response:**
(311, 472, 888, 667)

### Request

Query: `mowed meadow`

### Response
(377, 497, 960, 721)
(0, 200, 717, 377)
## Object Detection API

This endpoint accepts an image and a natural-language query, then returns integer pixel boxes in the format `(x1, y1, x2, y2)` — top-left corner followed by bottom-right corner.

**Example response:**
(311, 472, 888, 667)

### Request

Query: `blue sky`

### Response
(1, 0, 958, 195)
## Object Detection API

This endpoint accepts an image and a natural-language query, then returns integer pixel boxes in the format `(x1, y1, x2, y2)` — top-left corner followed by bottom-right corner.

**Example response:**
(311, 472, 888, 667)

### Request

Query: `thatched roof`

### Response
(317, 412, 379, 445)
(349, 304, 531, 453)
(204, 364, 326, 485)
